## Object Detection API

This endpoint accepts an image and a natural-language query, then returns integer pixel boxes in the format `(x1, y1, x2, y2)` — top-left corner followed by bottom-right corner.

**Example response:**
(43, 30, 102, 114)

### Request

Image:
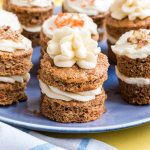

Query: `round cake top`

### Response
(0, 9, 21, 31)
(47, 26, 100, 69)
(63, 0, 114, 16)
(0, 26, 32, 52)
(10, 0, 53, 7)
(42, 13, 98, 39)
(110, 0, 150, 20)
(112, 29, 150, 59)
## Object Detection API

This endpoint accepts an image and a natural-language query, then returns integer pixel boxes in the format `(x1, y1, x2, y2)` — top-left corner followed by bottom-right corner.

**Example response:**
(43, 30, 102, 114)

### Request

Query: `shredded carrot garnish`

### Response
(49, 26, 54, 30)
(54, 13, 84, 28)
(81, 0, 87, 7)
(89, 0, 95, 5)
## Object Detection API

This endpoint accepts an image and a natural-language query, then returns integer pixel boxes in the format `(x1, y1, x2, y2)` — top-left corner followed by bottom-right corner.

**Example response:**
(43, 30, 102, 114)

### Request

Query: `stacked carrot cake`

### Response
(4, 0, 54, 46)
(62, 0, 114, 41)
(39, 27, 109, 122)
(0, 26, 33, 105)
(0, 9, 22, 32)
(112, 29, 150, 105)
(40, 13, 99, 54)
(106, 0, 150, 63)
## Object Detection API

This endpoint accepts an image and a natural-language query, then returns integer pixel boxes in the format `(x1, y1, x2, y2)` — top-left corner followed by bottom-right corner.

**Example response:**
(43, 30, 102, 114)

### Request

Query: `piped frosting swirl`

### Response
(63, 0, 114, 16)
(47, 27, 100, 69)
(110, 0, 150, 20)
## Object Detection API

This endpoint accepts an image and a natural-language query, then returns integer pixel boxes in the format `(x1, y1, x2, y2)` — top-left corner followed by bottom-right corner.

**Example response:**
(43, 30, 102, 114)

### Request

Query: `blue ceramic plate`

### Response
(0, 43, 150, 133)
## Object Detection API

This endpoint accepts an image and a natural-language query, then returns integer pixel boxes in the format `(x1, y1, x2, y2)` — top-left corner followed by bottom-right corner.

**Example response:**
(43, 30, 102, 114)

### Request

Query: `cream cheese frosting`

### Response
(112, 29, 150, 59)
(0, 27, 32, 52)
(116, 67, 150, 86)
(63, 0, 114, 16)
(39, 80, 102, 102)
(47, 27, 100, 69)
(110, 0, 150, 20)
(0, 73, 30, 83)
(42, 13, 98, 39)
(22, 25, 41, 33)
(10, 0, 53, 7)
(0, 9, 21, 31)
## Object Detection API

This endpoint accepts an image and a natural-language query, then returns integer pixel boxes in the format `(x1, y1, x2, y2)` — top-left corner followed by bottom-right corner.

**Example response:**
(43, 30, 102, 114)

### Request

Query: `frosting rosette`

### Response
(10, 0, 53, 7)
(63, 0, 114, 16)
(47, 27, 100, 69)
(110, 0, 150, 20)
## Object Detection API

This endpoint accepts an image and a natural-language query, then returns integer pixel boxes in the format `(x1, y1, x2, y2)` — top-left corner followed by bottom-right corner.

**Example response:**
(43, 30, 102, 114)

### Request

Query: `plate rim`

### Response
(0, 115, 149, 133)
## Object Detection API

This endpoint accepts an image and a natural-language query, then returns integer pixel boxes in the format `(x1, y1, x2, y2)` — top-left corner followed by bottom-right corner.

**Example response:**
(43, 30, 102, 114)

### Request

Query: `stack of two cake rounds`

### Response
(39, 27, 109, 123)
(0, 26, 33, 105)
(112, 29, 150, 105)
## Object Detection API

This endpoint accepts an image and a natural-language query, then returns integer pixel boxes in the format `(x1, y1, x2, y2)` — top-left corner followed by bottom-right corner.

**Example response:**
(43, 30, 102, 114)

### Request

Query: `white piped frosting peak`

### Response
(63, 0, 114, 16)
(47, 27, 100, 69)
(110, 0, 150, 20)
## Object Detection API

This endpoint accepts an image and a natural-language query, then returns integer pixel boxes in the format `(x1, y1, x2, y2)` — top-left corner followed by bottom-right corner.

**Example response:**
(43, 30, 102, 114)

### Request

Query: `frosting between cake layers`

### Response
(0, 9, 21, 31)
(0, 37, 32, 52)
(39, 80, 102, 101)
(0, 73, 30, 83)
(111, 29, 150, 59)
(110, 0, 150, 20)
(63, 0, 114, 16)
(22, 25, 41, 32)
(10, 0, 53, 7)
(116, 67, 150, 86)
(47, 27, 100, 69)
(42, 13, 98, 39)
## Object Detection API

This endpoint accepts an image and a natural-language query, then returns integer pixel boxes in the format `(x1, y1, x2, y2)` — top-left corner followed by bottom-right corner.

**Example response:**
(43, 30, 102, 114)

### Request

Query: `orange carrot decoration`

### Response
(81, 0, 87, 7)
(89, 0, 95, 5)
(54, 13, 84, 28)
(49, 26, 54, 30)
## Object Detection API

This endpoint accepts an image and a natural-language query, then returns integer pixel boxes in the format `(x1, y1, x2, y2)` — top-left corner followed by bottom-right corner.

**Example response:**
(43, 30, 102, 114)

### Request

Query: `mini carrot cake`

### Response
(0, 9, 22, 32)
(112, 29, 150, 105)
(41, 13, 99, 54)
(62, 0, 114, 41)
(39, 27, 109, 123)
(4, 0, 54, 46)
(106, 0, 150, 63)
(0, 26, 33, 105)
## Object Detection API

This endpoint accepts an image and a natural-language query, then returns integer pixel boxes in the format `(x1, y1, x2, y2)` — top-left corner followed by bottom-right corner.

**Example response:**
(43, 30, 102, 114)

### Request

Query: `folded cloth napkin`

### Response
(0, 122, 117, 150)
